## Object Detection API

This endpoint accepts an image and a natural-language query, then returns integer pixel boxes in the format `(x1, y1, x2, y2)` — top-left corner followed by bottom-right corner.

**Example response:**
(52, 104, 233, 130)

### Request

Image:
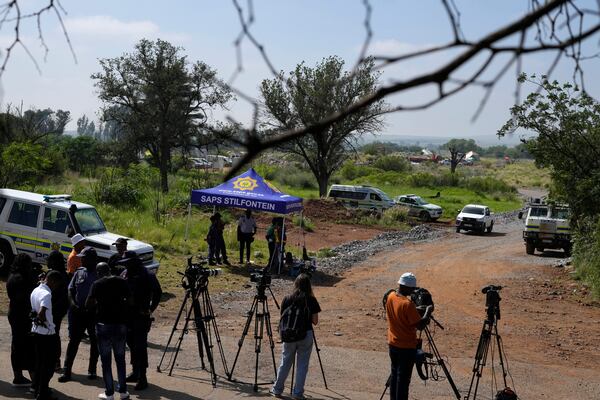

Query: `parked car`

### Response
(456, 204, 494, 233)
(327, 184, 394, 212)
(0, 189, 159, 274)
(394, 194, 442, 221)
(188, 157, 211, 169)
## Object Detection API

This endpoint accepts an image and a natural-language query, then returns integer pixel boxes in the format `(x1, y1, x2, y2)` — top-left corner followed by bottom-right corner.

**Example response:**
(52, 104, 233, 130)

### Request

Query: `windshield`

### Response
(374, 189, 391, 201)
(412, 197, 428, 205)
(529, 207, 548, 217)
(74, 208, 107, 234)
(551, 208, 569, 219)
(462, 206, 484, 215)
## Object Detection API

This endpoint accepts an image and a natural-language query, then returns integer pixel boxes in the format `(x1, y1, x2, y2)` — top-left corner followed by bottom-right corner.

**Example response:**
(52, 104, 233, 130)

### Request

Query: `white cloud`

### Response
(65, 15, 160, 38)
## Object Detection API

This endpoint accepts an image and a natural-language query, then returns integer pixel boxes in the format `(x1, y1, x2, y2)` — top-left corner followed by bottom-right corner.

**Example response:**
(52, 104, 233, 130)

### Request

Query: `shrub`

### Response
(0, 141, 51, 187)
(573, 218, 600, 297)
(373, 155, 411, 172)
(90, 168, 143, 207)
(406, 172, 437, 187)
(381, 207, 408, 226)
(293, 215, 315, 232)
(464, 176, 516, 194)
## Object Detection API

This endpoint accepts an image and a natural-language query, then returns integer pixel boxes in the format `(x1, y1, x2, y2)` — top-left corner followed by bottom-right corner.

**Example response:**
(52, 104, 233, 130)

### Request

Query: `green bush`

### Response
(573, 218, 600, 298)
(464, 176, 516, 194)
(381, 207, 408, 226)
(90, 167, 143, 207)
(406, 172, 437, 187)
(339, 160, 380, 180)
(373, 155, 411, 172)
(0, 141, 51, 187)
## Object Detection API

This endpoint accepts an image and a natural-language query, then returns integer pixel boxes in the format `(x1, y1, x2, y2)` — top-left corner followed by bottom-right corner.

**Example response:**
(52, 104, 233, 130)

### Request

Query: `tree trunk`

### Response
(450, 160, 458, 174)
(159, 139, 170, 193)
(316, 161, 331, 197)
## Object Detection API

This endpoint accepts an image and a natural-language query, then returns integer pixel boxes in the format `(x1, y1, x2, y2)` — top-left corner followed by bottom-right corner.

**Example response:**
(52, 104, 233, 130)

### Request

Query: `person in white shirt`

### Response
(237, 209, 257, 264)
(30, 271, 62, 400)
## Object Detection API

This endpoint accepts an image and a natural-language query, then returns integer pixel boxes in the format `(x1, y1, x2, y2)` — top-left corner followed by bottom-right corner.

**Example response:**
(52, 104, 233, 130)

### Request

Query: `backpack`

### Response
(279, 297, 309, 342)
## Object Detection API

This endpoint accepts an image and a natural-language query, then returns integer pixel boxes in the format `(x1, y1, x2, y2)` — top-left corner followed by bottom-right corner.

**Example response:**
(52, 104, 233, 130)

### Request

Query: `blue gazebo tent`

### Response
(190, 168, 303, 214)
(187, 168, 303, 272)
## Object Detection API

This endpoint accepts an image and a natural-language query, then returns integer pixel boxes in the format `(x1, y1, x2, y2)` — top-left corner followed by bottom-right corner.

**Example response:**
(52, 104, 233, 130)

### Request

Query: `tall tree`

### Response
(92, 39, 232, 192)
(499, 75, 600, 221)
(77, 115, 96, 137)
(260, 56, 386, 196)
(443, 138, 480, 173)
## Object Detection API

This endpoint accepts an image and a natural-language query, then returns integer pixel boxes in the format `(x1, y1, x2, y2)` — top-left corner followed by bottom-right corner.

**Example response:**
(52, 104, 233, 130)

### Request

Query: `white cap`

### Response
(71, 233, 85, 246)
(398, 272, 417, 288)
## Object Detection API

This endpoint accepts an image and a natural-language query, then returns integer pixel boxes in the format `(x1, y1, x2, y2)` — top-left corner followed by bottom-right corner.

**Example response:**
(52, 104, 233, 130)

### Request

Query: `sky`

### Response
(0, 0, 598, 144)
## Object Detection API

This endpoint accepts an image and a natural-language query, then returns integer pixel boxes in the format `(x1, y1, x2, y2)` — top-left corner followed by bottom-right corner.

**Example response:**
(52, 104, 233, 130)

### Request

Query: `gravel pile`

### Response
(494, 210, 521, 225)
(317, 225, 445, 276)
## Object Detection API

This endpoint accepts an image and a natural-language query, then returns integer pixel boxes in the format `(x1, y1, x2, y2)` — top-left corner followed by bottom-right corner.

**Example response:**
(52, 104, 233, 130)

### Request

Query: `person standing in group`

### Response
(108, 237, 129, 275)
(237, 209, 257, 265)
(266, 217, 277, 267)
(206, 215, 220, 266)
(120, 251, 162, 391)
(6, 254, 37, 388)
(385, 272, 433, 400)
(271, 274, 321, 400)
(86, 262, 131, 400)
(30, 270, 62, 400)
(214, 213, 231, 266)
(46, 249, 69, 372)
(59, 246, 100, 382)
(66, 233, 86, 277)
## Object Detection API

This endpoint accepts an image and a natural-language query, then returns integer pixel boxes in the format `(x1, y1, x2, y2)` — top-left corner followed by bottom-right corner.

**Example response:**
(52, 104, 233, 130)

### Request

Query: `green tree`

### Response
(260, 56, 386, 197)
(92, 39, 232, 192)
(373, 155, 411, 172)
(62, 135, 105, 172)
(0, 142, 51, 187)
(443, 138, 481, 173)
(499, 75, 600, 220)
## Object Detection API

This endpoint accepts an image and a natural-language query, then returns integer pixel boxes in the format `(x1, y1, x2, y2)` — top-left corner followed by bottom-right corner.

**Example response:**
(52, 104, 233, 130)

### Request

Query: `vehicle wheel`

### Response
(564, 245, 572, 257)
(525, 242, 535, 255)
(420, 211, 431, 222)
(486, 222, 494, 233)
(0, 242, 15, 276)
(456, 227, 461, 233)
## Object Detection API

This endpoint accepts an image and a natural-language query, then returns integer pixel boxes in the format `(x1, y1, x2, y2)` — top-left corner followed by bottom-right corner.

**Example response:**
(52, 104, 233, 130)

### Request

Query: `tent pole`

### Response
(184, 202, 192, 241)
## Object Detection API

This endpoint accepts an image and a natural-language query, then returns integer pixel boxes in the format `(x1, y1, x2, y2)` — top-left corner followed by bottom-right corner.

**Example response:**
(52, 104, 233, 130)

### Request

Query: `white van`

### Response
(0, 189, 159, 274)
(327, 185, 394, 211)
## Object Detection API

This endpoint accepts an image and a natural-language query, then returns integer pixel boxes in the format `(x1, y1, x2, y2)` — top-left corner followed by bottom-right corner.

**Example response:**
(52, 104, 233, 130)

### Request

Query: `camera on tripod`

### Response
(411, 287, 434, 314)
(249, 267, 271, 286)
(482, 285, 502, 321)
(181, 256, 221, 290)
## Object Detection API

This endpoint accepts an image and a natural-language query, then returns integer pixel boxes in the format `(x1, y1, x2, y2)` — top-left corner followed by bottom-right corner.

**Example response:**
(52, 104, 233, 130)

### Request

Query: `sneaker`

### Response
(119, 392, 130, 400)
(98, 393, 114, 400)
(57, 373, 72, 383)
(269, 389, 283, 398)
(11, 376, 32, 387)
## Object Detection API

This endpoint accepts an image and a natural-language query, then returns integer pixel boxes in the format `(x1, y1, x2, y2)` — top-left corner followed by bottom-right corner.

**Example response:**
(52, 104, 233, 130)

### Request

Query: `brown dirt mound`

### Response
(302, 198, 372, 222)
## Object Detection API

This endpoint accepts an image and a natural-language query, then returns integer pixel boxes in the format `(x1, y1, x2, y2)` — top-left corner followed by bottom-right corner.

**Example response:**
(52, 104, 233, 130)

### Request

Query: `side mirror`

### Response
(517, 211, 523, 220)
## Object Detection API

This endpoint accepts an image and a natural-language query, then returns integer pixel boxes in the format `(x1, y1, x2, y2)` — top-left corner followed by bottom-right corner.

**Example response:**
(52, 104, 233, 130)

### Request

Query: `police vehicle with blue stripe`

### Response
(0, 189, 159, 274)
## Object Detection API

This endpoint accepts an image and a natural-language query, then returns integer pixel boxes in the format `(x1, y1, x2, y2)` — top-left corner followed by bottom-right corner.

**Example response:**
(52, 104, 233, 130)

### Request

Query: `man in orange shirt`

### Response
(385, 272, 433, 400)
(66, 234, 86, 277)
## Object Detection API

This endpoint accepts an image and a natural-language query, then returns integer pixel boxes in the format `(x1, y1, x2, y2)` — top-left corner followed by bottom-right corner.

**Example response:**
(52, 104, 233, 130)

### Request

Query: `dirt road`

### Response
(1, 217, 599, 399)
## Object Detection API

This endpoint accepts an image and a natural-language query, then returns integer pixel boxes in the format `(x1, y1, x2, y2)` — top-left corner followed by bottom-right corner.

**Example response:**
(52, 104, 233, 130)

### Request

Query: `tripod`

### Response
(157, 275, 229, 386)
(380, 316, 460, 400)
(227, 276, 280, 391)
(465, 286, 510, 400)
(289, 329, 328, 395)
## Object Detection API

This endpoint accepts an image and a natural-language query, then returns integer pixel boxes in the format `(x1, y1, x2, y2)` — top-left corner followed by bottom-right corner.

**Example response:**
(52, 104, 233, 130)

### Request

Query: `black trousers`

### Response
(389, 345, 416, 400)
(239, 233, 253, 263)
(32, 333, 59, 399)
(8, 315, 34, 375)
(64, 309, 99, 374)
(127, 317, 151, 377)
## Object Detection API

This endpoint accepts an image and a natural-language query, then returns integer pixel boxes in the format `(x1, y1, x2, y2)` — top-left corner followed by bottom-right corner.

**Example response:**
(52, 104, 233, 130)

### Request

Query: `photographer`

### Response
(385, 272, 433, 400)
(271, 274, 321, 399)
(237, 209, 257, 265)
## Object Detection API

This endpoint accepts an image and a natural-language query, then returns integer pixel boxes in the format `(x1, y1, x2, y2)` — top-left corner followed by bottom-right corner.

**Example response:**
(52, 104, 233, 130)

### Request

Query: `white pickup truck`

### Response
(455, 204, 494, 234)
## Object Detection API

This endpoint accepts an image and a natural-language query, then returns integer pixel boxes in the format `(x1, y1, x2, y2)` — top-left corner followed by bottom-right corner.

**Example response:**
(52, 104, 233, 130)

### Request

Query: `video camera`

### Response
(249, 266, 271, 286)
(482, 285, 502, 321)
(181, 256, 221, 290)
(381, 287, 434, 313)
